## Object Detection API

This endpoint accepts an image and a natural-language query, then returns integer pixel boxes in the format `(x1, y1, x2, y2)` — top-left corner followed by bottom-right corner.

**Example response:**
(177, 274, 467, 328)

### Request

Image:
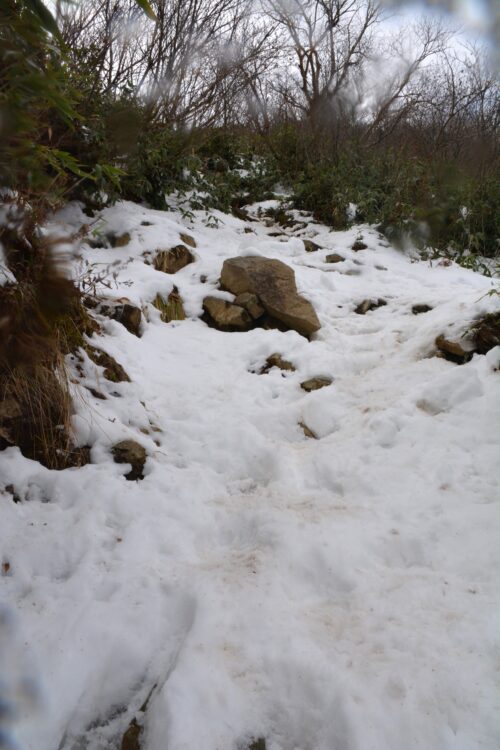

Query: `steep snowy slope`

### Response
(1, 200, 499, 750)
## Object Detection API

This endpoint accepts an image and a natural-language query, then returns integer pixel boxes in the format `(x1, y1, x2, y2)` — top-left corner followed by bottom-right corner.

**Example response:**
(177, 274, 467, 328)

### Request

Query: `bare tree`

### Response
(264, 0, 380, 127)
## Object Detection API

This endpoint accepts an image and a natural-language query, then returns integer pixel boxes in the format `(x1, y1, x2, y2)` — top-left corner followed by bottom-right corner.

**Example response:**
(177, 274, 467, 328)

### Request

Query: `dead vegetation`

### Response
(0, 220, 95, 469)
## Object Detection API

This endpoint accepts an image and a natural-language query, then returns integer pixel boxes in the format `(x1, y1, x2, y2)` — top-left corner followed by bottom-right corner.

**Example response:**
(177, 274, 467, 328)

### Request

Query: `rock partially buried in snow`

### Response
(179, 233, 196, 248)
(300, 376, 333, 392)
(299, 421, 318, 439)
(112, 440, 147, 480)
(355, 298, 387, 315)
(109, 231, 131, 248)
(352, 240, 368, 251)
(202, 297, 252, 331)
(220, 256, 320, 337)
(412, 304, 433, 315)
(325, 253, 345, 264)
(260, 353, 296, 373)
(234, 292, 265, 320)
(98, 300, 142, 336)
(154, 245, 194, 274)
(85, 345, 130, 382)
(303, 239, 322, 253)
(435, 334, 474, 364)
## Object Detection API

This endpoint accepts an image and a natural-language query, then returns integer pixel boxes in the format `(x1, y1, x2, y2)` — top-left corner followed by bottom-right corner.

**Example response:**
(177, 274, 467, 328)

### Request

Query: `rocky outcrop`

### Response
(300, 376, 333, 392)
(202, 297, 252, 331)
(112, 440, 146, 480)
(220, 256, 320, 337)
(154, 245, 195, 274)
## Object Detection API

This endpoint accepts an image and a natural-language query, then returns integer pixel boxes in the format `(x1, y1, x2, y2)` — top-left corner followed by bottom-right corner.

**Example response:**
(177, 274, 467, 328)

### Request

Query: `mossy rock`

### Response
(153, 288, 186, 323)
(85, 345, 130, 382)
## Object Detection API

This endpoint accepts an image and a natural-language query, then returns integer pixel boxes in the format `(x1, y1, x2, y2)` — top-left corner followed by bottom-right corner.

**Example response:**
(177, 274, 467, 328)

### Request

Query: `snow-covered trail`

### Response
(1, 201, 499, 750)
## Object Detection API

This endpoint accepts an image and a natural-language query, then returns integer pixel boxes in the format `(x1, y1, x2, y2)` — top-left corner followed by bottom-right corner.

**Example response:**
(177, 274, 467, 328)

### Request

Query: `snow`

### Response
(1, 199, 499, 750)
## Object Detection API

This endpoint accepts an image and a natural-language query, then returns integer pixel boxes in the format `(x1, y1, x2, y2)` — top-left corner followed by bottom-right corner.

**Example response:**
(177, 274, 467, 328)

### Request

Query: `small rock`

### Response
(85, 345, 130, 382)
(154, 245, 195, 274)
(243, 227, 255, 234)
(203, 297, 253, 331)
(234, 293, 265, 320)
(435, 334, 473, 364)
(299, 422, 317, 439)
(141, 221, 153, 226)
(112, 440, 146, 481)
(179, 233, 196, 248)
(261, 353, 296, 373)
(352, 240, 367, 251)
(107, 302, 142, 336)
(300, 376, 333, 392)
(325, 253, 345, 263)
(355, 299, 387, 315)
(303, 239, 322, 253)
(412, 304, 433, 315)
(109, 231, 131, 248)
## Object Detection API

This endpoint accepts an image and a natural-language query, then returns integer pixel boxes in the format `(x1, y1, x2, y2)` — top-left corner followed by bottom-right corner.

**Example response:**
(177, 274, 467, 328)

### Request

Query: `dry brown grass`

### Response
(153, 287, 186, 322)
(0, 278, 92, 469)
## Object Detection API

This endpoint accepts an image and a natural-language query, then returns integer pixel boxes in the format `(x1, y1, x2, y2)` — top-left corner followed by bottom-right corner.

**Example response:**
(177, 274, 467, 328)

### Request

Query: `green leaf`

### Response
(134, 0, 157, 21)
(24, 0, 62, 40)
